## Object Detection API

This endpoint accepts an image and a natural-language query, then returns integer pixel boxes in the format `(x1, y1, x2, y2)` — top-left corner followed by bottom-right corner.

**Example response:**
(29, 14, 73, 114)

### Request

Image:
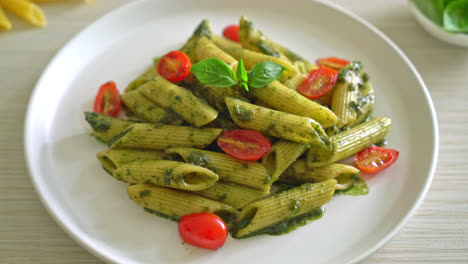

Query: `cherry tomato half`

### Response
(316, 57, 350, 70)
(93, 81, 121, 117)
(355, 145, 399, 173)
(178, 212, 228, 250)
(157, 51, 192, 82)
(217, 130, 271, 161)
(297, 67, 338, 100)
(223, 25, 240, 42)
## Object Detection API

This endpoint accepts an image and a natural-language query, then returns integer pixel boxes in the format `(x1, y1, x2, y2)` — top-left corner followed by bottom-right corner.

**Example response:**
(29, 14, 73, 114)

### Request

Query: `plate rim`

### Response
(23, 0, 439, 263)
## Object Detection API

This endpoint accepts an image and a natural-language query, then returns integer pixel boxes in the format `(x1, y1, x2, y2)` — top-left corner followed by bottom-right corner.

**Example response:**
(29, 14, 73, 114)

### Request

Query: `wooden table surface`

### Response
(1, 0, 467, 263)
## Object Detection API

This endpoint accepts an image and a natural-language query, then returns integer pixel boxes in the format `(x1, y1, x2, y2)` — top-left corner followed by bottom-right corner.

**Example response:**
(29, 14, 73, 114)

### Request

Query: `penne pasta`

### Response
(212, 37, 299, 83)
(121, 89, 183, 125)
(238, 16, 316, 74)
(194, 181, 268, 209)
(111, 123, 222, 150)
(279, 159, 360, 190)
(0, 6, 12, 30)
(233, 179, 337, 238)
(128, 183, 238, 228)
(195, 37, 238, 68)
(0, 0, 46, 27)
(165, 147, 271, 192)
(331, 61, 363, 128)
(84, 111, 134, 146)
(226, 97, 332, 150)
(124, 64, 158, 93)
(307, 116, 391, 167)
(139, 75, 218, 127)
(114, 160, 218, 191)
(96, 149, 166, 176)
(250, 81, 338, 128)
(262, 140, 309, 183)
(180, 20, 213, 62)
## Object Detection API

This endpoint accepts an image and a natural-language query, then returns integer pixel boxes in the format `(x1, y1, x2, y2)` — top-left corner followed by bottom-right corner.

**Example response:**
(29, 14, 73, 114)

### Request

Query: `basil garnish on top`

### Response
(190, 58, 284, 91)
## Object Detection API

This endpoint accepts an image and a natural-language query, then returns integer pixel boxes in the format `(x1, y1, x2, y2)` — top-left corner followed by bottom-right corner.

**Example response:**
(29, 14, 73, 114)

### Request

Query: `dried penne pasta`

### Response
(0, 6, 12, 30)
(0, 0, 46, 27)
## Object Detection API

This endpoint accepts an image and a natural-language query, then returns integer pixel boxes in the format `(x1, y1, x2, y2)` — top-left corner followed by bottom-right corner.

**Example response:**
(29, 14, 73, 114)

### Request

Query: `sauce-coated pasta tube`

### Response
(279, 159, 360, 190)
(212, 36, 299, 83)
(250, 81, 338, 128)
(84, 112, 134, 146)
(226, 97, 332, 149)
(121, 89, 183, 125)
(194, 181, 268, 209)
(114, 160, 218, 191)
(111, 123, 222, 150)
(180, 20, 213, 62)
(307, 116, 391, 167)
(262, 140, 309, 183)
(195, 37, 238, 68)
(124, 64, 157, 93)
(97, 149, 166, 176)
(139, 75, 218, 127)
(165, 147, 271, 192)
(233, 179, 336, 238)
(128, 183, 238, 228)
(238, 16, 316, 74)
(331, 62, 363, 128)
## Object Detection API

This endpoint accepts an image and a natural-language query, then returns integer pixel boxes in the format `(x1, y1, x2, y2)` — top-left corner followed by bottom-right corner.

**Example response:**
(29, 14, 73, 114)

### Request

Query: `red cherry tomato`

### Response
(93, 81, 121, 117)
(157, 51, 192, 82)
(355, 145, 399, 173)
(178, 212, 228, 250)
(297, 67, 338, 100)
(217, 130, 271, 161)
(223, 25, 240, 42)
(316, 57, 350, 70)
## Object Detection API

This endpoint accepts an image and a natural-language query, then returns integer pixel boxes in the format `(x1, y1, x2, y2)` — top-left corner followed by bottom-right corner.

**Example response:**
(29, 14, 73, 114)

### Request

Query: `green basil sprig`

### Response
(190, 58, 284, 91)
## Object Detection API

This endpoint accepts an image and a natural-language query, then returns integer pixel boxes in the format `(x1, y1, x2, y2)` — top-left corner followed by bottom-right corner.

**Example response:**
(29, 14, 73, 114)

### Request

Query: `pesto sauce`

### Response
(256, 39, 280, 57)
(232, 105, 254, 121)
(375, 139, 388, 147)
(235, 207, 325, 239)
(340, 176, 369, 196)
(139, 189, 151, 197)
(218, 193, 228, 201)
(163, 168, 175, 185)
(144, 208, 179, 222)
(186, 151, 211, 167)
(85, 112, 111, 132)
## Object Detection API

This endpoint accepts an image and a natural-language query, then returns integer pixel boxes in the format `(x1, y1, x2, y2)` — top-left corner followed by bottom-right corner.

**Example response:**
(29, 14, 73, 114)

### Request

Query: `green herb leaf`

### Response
(248, 61, 285, 88)
(239, 82, 249, 92)
(236, 58, 248, 83)
(443, 0, 468, 33)
(190, 58, 237, 87)
(410, 0, 445, 25)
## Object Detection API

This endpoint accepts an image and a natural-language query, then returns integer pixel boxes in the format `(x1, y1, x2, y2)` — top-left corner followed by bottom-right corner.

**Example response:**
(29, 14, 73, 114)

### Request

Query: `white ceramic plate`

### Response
(24, 0, 438, 263)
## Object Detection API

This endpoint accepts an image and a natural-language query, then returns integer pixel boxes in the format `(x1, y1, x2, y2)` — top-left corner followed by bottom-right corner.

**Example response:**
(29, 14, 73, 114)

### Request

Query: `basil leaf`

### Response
(248, 61, 285, 88)
(443, 0, 468, 33)
(410, 0, 445, 25)
(236, 58, 248, 83)
(190, 58, 237, 87)
(239, 82, 249, 92)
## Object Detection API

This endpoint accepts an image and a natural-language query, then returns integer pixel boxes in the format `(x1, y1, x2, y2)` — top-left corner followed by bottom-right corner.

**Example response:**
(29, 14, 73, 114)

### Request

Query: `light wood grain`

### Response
(1, 0, 467, 263)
